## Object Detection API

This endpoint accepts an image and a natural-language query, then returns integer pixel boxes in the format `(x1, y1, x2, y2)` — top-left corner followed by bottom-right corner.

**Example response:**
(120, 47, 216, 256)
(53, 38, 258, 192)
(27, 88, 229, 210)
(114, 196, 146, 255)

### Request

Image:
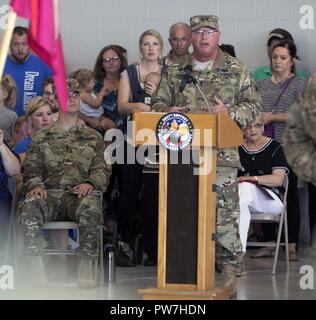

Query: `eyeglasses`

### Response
(43, 91, 55, 98)
(194, 29, 217, 37)
(68, 90, 80, 98)
(102, 56, 120, 63)
(246, 123, 263, 130)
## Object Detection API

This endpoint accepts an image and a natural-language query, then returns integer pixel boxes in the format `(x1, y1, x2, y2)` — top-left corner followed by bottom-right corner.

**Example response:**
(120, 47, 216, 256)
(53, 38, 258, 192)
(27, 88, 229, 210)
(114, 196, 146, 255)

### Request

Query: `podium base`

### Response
(138, 287, 233, 300)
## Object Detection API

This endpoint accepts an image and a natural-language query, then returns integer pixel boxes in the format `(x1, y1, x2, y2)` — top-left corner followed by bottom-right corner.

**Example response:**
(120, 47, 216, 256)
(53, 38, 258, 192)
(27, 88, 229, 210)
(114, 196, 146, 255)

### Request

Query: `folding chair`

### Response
(247, 175, 289, 275)
(43, 190, 104, 284)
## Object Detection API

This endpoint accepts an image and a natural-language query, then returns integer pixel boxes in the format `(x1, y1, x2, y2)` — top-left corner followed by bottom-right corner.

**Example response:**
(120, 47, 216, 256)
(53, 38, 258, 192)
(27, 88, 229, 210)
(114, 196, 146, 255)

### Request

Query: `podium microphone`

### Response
(179, 64, 212, 112)
(193, 80, 212, 112)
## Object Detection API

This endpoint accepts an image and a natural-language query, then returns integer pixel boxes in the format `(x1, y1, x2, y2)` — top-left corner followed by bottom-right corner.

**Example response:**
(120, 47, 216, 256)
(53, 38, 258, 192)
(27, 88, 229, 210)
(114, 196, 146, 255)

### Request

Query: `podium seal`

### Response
(156, 112, 194, 151)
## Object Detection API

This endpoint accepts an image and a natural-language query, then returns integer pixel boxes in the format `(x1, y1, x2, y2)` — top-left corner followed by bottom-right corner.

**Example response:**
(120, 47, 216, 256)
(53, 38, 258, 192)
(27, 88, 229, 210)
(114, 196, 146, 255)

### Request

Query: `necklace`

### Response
(272, 72, 292, 84)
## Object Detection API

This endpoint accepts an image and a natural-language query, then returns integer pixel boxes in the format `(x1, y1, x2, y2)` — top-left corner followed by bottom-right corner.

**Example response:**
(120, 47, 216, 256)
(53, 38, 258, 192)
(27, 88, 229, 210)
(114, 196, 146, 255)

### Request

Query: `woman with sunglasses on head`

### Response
(254, 39, 307, 261)
(237, 114, 288, 262)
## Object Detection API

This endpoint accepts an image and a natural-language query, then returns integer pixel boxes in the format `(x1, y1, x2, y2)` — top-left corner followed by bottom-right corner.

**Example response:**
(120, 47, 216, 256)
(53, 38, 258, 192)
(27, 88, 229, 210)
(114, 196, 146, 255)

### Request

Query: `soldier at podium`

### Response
(152, 15, 261, 293)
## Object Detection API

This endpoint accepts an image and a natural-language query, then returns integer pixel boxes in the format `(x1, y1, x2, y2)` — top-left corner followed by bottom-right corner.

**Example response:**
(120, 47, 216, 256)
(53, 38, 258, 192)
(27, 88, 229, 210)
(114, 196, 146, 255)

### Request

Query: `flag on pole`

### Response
(10, 0, 68, 112)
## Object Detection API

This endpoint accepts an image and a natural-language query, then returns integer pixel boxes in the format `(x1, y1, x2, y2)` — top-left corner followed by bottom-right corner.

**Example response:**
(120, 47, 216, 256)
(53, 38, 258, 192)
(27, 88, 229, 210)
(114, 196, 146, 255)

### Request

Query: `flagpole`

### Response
(0, 10, 17, 80)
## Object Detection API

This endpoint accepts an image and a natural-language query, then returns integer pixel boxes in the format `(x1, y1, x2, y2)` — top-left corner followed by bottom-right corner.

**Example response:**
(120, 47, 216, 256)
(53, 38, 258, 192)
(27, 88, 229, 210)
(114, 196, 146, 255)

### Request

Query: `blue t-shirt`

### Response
(4, 54, 52, 116)
(14, 136, 32, 155)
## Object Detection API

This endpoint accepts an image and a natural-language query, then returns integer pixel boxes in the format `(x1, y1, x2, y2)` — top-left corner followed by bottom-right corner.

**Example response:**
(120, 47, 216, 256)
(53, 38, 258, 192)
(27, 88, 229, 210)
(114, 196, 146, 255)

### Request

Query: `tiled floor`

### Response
(1, 245, 316, 300)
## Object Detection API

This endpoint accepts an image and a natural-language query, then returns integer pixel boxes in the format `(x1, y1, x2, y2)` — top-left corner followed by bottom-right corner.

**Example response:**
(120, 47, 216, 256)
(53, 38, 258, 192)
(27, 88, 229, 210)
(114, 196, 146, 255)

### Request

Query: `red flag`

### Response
(10, 0, 68, 112)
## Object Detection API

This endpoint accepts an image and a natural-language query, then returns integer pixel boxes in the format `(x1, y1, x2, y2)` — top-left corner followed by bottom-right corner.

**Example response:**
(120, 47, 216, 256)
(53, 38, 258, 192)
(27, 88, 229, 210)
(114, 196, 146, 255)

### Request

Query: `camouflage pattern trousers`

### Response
(215, 166, 243, 267)
(20, 190, 102, 259)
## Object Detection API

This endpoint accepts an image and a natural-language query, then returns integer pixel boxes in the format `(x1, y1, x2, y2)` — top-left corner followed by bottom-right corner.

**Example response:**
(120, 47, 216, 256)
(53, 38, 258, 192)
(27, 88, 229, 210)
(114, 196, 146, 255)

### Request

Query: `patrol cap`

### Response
(66, 78, 80, 92)
(190, 15, 219, 32)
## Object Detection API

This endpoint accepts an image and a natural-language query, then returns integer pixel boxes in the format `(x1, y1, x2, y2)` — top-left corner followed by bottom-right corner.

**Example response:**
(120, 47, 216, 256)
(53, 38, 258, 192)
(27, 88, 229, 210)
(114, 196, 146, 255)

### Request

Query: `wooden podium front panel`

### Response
(166, 151, 199, 284)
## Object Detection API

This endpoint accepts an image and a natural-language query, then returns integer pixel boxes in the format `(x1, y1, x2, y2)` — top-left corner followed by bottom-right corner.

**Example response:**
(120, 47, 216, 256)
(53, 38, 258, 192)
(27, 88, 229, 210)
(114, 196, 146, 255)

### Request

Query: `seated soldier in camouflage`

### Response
(20, 79, 110, 288)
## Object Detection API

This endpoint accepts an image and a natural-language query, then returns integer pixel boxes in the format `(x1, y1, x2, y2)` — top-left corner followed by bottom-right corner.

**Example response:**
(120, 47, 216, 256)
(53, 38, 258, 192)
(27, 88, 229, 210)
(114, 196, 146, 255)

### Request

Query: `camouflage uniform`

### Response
(152, 29, 261, 267)
(162, 51, 191, 77)
(21, 121, 110, 259)
(283, 74, 316, 185)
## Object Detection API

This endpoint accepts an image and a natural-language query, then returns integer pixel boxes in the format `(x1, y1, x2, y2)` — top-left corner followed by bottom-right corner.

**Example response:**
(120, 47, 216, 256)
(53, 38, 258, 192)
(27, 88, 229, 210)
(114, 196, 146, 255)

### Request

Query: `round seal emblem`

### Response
(156, 112, 194, 151)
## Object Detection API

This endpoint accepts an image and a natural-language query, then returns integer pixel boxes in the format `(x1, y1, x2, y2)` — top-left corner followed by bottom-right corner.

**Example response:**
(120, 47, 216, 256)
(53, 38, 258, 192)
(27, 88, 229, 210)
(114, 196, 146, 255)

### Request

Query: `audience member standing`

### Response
(92, 45, 128, 133)
(163, 22, 192, 71)
(253, 40, 306, 260)
(0, 75, 17, 147)
(253, 28, 309, 82)
(118, 29, 163, 266)
(0, 129, 20, 250)
(4, 26, 52, 116)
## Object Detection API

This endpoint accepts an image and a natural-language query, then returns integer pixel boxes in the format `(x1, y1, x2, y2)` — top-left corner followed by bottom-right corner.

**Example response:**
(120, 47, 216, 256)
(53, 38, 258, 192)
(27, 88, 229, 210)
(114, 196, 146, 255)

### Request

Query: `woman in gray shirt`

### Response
(255, 39, 306, 261)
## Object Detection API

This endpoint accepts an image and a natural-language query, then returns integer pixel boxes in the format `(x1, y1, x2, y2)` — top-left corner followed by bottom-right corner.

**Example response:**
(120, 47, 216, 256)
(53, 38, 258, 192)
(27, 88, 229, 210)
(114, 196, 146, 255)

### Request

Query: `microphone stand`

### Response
(190, 78, 212, 113)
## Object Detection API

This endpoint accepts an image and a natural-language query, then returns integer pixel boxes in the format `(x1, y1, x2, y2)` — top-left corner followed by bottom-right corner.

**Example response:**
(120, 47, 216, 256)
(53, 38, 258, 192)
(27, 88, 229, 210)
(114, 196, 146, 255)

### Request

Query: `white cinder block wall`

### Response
(1, 0, 316, 75)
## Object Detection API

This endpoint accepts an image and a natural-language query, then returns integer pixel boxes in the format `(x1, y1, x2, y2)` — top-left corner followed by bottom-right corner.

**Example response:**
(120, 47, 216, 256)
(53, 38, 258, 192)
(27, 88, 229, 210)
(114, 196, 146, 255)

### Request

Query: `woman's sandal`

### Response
(250, 248, 275, 258)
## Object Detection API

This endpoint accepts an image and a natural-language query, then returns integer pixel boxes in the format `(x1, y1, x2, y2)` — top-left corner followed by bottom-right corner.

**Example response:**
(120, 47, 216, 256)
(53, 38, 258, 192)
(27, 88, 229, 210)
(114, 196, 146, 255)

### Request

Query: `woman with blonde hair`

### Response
(14, 96, 54, 162)
(0, 74, 17, 146)
(117, 29, 163, 266)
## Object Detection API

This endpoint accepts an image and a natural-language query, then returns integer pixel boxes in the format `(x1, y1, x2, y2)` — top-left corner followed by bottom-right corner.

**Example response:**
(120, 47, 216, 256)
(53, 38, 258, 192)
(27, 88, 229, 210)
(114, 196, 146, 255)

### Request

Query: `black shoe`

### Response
(133, 235, 143, 265)
(117, 247, 135, 267)
(144, 258, 157, 267)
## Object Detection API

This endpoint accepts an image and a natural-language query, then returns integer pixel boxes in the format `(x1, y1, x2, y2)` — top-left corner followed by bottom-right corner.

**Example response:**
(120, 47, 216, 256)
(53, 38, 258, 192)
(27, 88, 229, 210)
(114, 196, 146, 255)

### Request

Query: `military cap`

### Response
(190, 15, 219, 32)
(66, 78, 80, 92)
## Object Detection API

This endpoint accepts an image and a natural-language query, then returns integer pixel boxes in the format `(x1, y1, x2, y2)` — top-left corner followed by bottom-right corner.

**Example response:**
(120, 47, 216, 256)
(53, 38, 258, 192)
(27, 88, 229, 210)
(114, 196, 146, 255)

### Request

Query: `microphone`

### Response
(179, 65, 212, 112)
(179, 65, 193, 92)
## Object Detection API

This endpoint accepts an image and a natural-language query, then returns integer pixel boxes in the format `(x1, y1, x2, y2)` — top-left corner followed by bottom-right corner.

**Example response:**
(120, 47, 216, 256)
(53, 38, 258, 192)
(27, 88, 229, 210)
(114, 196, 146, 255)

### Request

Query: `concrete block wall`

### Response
(1, 0, 316, 75)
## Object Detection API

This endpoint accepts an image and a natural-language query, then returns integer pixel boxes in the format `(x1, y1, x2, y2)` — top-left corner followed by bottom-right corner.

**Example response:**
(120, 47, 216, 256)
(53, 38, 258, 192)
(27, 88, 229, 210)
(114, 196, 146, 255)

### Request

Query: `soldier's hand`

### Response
(27, 187, 47, 199)
(211, 96, 228, 114)
(169, 106, 186, 112)
(73, 183, 93, 198)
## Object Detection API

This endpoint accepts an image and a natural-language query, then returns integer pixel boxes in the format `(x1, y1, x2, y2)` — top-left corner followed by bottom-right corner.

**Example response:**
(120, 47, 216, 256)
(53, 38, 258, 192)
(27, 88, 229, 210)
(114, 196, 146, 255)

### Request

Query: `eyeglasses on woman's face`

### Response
(68, 90, 80, 98)
(102, 56, 120, 63)
(245, 123, 263, 130)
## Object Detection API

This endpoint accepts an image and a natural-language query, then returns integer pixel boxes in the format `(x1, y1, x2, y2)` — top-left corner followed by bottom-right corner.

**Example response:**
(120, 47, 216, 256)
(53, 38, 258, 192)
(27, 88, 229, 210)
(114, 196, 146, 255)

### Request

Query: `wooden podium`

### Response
(134, 112, 243, 300)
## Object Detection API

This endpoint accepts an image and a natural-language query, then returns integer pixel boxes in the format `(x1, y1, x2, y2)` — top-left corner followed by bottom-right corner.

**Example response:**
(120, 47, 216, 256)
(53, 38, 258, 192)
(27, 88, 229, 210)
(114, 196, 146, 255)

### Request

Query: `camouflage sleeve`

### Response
(22, 139, 45, 193)
(228, 67, 262, 129)
(151, 73, 175, 111)
(283, 75, 316, 185)
(85, 133, 111, 193)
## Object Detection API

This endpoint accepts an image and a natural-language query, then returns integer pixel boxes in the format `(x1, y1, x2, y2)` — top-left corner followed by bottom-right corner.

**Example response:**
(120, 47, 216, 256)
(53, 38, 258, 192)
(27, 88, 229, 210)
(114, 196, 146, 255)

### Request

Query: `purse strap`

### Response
(272, 76, 296, 113)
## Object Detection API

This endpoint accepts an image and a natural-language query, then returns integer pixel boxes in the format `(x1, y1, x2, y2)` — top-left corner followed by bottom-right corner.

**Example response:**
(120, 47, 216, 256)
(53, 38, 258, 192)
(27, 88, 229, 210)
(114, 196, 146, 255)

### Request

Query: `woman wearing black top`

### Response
(237, 115, 288, 256)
